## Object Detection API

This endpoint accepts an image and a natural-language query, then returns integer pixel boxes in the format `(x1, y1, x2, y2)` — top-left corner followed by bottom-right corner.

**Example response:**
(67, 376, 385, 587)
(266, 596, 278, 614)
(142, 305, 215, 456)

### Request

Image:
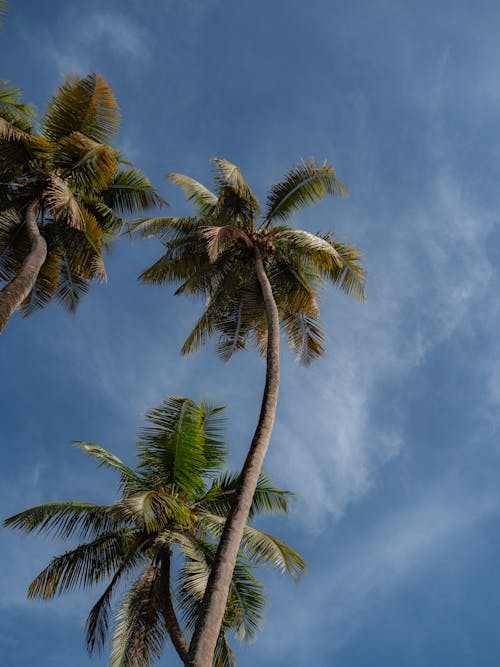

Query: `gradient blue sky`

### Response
(2, 0, 500, 665)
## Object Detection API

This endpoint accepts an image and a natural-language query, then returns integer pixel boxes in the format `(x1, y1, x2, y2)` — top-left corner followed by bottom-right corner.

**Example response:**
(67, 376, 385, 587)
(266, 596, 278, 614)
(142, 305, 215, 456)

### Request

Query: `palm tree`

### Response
(4, 396, 305, 666)
(134, 158, 366, 666)
(0, 73, 163, 333)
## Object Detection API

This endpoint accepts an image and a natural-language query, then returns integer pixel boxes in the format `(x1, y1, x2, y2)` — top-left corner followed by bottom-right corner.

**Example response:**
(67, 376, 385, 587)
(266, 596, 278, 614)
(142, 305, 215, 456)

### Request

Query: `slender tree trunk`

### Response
(0, 201, 46, 334)
(186, 247, 280, 667)
(160, 550, 190, 663)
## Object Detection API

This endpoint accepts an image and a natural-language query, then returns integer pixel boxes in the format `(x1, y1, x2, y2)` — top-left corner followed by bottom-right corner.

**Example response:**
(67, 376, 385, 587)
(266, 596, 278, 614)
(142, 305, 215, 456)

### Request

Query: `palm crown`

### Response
(135, 157, 365, 364)
(4, 396, 305, 667)
(0, 73, 162, 318)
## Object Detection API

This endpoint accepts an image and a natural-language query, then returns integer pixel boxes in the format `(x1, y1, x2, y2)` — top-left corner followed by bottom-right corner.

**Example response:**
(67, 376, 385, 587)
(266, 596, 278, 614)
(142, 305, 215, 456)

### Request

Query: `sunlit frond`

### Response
(3, 501, 116, 541)
(54, 131, 118, 191)
(264, 158, 347, 224)
(43, 73, 120, 143)
(43, 173, 84, 229)
(111, 491, 192, 532)
(198, 513, 306, 581)
(76, 442, 144, 496)
(131, 216, 202, 239)
(167, 172, 217, 217)
(212, 158, 260, 217)
(137, 396, 223, 496)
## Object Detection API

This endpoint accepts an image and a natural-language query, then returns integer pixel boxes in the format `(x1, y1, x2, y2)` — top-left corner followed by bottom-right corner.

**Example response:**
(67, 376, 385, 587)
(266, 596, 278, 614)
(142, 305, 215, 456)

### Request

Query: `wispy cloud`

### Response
(251, 477, 499, 663)
(21, 10, 151, 76)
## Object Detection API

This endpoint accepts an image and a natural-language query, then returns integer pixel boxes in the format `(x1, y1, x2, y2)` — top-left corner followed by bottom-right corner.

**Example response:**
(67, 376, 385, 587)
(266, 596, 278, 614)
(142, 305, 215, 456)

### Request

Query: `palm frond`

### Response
(264, 158, 347, 224)
(281, 311, 326, 366)
(167, 172, 217, 217)
(138, 397, 211, 496)
(54, 131, 118, 191)
(203, 225, 251, 262)
(0, 80, 35, 131)
(200, 472, 292, 519)
(131, 216, 202, 240)
(43, 173, 84, 229)
(76, 442, 144, 496)
(198, 513, 306, 581)
(109, 566, 168, 667)
(102, 168, 166, 216)
(27, 532, 130, 599)
(111, 490, 193, 533)
(43, 73, 120, 143)
(274, 228, 343, 267)
(212, 158, 260, 218)
(85, 537, 146, 656)
(3, 501, 116, 541)
(213, 632, 237, 667)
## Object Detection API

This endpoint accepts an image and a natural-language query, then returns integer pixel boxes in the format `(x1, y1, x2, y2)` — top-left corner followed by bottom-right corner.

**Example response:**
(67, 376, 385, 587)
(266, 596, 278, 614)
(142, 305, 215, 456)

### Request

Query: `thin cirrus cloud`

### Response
(34, 10, 152, 75)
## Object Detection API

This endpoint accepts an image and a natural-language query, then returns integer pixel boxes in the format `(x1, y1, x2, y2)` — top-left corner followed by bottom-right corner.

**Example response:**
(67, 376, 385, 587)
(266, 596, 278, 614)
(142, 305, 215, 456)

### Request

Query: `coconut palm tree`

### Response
(0, 73, 163, 333)
(134, 158, 366, 666)
(4, 396, 305, 666)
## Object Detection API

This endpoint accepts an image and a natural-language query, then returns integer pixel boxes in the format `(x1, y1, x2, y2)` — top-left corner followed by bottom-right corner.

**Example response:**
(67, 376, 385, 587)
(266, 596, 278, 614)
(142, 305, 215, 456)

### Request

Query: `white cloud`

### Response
(30, 11, 152, 76)
(251, 479, 499, 663)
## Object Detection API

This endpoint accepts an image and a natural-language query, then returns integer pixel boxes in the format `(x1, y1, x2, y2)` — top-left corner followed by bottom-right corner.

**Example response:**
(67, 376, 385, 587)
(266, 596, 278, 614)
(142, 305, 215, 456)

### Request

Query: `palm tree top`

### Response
(135, 157, 366, 365)
(0, 74, 164, 320)
(4, 396, 305, 666)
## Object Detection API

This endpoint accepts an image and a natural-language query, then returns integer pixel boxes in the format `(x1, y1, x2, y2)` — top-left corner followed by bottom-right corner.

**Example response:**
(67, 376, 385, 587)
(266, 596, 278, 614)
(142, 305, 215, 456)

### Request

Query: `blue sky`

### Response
(2, 0, 500, 664)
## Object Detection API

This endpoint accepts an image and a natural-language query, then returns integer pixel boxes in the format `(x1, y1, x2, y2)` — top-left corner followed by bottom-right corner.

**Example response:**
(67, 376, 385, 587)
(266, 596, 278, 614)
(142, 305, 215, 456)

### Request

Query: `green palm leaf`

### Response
(5, 395, 304, 665)
(264, 158, 347, 224)
(27, 532, 130, 599)
(102, 167, 166, 216)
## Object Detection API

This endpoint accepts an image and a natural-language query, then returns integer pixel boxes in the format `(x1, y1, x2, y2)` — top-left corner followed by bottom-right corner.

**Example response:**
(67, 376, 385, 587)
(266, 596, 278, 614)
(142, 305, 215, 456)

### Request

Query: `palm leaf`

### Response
(76, 442, 144, 496)
(109, 566, 168, 667)
(281, 311, 326, 366)
(43, 173, 84, 229)
(167, 172, 217, 217)
(137, 397, 209, 496)
(0, 80, 35, 131)
(198, 513, 306, 581)
(264, 158, 347, 224)
(199, 472, 292, 519)
(42, 73, 120, 143)
(27, 532, 130, 599)
(3, 501, 117, 541)
(212, 158, 260, 218)
(102, 168, 166, 216)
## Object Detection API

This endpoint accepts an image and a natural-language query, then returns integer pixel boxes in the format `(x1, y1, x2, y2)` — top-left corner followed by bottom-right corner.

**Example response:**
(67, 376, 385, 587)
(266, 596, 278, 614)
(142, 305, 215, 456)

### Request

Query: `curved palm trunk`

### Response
(0, 201, 46, 334)
(186, 248, 280, 667)
(160, 550, 190, 663)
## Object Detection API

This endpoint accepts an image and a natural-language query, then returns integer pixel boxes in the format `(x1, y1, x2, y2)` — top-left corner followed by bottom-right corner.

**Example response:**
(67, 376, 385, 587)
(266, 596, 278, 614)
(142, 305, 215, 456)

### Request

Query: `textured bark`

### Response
(160, 550, 189, 663)
(0, 201, 46, 334)
(186, 247, 280, 667)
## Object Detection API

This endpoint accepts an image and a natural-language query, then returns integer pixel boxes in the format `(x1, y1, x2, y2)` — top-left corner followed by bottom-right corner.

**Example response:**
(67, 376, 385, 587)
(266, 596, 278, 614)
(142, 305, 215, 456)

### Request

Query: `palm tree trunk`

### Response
(0, 201, 46, 334)
(186, 247, 280, 667)
(160, 550, 189, 663)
